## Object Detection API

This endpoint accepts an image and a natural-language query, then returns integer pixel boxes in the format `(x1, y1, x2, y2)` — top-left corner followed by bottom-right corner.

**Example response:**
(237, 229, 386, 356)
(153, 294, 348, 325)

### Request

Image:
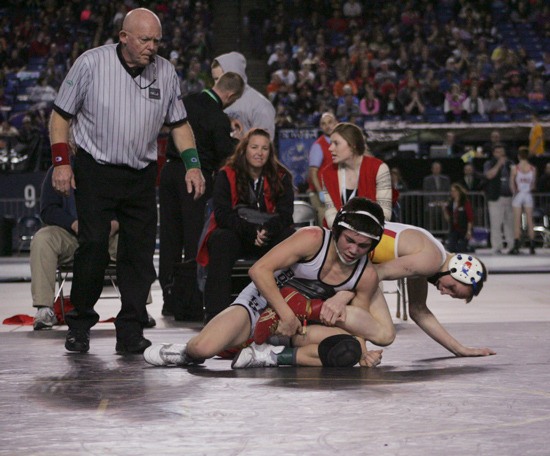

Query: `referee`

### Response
(49, 8, 205, 354)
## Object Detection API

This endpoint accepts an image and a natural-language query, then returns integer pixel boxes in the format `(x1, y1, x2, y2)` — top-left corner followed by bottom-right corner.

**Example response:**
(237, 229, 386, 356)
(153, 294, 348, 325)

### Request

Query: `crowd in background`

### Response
(257, 0, 550, 128)
(0, 0, 549, 172)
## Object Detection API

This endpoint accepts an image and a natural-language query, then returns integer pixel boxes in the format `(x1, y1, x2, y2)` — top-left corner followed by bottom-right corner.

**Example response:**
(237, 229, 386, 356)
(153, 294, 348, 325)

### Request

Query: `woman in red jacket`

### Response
(320, 122, 392, 227)
(197, 128, 295, 322)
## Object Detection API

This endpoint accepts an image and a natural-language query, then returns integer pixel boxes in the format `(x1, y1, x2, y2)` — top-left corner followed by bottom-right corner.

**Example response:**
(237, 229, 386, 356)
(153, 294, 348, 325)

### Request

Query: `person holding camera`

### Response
(196, 128, 295, 323)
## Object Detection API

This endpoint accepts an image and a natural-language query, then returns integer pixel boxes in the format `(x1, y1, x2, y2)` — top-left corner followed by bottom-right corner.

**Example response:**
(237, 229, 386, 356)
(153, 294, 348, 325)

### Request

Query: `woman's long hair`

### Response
(224, 128, 292, 203)
(451, 182, 468, 206)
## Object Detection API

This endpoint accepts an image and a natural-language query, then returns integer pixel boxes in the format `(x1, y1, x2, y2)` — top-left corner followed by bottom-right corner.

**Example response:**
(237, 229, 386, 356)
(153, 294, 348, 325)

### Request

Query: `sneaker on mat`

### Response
(231, 343, 284, 369)
(143, 343, 204, 366)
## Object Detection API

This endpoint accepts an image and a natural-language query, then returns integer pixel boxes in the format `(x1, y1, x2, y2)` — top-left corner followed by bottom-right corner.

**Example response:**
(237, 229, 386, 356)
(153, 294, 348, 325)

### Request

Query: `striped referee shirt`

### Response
(54, 43, 187, 169)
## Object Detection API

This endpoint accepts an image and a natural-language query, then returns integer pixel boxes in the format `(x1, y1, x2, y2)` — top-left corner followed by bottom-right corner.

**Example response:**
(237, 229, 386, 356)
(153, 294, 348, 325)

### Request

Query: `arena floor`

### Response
(1, 250, 549, 456)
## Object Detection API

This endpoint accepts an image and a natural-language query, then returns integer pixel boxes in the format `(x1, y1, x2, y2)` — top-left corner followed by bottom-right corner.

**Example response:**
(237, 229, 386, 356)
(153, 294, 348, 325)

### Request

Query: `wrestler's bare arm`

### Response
(407, 277, 496, 357)
(248, 227, 324, 337)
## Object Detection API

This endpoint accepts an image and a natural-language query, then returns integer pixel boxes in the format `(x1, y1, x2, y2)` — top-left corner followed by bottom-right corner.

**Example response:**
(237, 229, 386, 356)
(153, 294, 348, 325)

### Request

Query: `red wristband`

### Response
(51, 143, 71, 166)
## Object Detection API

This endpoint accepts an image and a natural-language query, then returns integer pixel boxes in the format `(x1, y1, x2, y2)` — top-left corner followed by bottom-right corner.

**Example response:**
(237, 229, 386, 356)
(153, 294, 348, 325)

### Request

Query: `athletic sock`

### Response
(276, 347, 297, 366)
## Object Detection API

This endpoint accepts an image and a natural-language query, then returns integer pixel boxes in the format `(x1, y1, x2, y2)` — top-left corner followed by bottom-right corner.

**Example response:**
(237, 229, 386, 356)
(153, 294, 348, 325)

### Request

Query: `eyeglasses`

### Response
(133, 60, 157, 90)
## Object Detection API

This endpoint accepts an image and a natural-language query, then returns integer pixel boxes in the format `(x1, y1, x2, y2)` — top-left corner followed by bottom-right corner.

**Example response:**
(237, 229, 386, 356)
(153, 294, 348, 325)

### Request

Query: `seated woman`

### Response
(197, 128, 295, 322)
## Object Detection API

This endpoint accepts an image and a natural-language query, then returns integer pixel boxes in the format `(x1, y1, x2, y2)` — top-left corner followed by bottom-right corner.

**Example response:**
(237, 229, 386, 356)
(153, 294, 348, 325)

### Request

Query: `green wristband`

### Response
(180, 148, 201, 170)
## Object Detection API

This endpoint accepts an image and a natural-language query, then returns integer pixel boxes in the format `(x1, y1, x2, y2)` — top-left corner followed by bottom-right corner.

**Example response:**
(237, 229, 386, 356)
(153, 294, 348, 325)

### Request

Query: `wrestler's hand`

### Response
(52, 164, 75, 196)
(456, 346, 496, 357)
(360, 349, 383, 368)
(320, 290, 354, 326)
(185, 168, 206, 200)
(276, 313, 302, 338)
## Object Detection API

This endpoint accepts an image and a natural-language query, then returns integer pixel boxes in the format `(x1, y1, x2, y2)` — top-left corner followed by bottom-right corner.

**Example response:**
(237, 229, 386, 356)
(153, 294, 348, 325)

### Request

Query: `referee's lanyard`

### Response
(339, 165, 359, 205)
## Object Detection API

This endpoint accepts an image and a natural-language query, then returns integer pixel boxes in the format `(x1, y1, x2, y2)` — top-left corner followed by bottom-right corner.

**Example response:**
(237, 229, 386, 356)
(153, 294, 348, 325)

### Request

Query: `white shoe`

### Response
(33, 307, 58, 330)
(143, 343, 203, 366)
(231, 343, 284, 369)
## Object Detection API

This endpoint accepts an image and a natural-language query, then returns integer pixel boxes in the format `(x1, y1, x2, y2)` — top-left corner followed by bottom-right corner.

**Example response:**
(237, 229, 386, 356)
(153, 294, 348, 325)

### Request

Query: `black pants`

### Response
(66, 151, 157, 339)
(203, 226, 295, 319)
(158, 160, 213, 295)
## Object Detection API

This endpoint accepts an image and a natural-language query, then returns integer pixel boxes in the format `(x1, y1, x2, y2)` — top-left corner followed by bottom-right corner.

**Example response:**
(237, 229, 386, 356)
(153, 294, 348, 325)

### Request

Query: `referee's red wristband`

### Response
(51, 143, 71, 166)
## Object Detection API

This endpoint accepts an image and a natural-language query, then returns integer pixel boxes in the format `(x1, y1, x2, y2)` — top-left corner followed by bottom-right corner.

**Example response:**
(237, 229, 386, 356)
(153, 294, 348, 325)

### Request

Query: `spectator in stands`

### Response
(441, 131, 463, 158)
(462, 85, 486, 120)
(343, 0, 363, 18)
(509, 146, 537, 255)
(196, 128, 295, 322)
(423, 161, 451, 193)
(380, 89, 403, 118)
(359, 84, 380, 118)
(374, 60, 397, 86)
(483, 87, 508, 116)
(402, 87, 426, 117)
(444, 83, 467, 122)
(180, 66, 205, 97)
(333, 71, 358, 99)
(503, 70, 526, 100)
(336, 89, 361, 122)
(27, 76, 58, 104)
(443, 183, 474, 253)
(421, 73, 446, 108)
(273, 62, 297, 87)
(459, 163, 484, 192)
(321, 122, 393, 225)
(529, 112, 545, 157)
(483, 144, 514, 254)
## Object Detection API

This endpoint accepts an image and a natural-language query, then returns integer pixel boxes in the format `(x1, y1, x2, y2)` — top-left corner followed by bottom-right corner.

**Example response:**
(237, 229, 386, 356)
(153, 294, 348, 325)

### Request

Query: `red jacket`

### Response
(320, 155, 382, 212)
(196, 166, 276, 267)
(308, 135, 333, 192)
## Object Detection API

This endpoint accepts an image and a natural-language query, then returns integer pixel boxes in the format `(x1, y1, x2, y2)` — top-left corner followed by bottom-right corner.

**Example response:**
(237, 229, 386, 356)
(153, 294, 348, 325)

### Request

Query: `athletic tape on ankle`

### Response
(51, 143, 71, 166)
(180, 147, 201, 170)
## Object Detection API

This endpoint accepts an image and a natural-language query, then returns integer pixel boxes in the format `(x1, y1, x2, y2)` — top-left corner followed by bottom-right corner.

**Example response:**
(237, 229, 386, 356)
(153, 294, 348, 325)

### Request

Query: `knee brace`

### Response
(318, 334, 362, 367)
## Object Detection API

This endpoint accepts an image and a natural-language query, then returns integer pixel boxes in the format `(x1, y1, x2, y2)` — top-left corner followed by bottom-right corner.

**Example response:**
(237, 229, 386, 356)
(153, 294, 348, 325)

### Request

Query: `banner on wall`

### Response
(277, 128, 318, 188)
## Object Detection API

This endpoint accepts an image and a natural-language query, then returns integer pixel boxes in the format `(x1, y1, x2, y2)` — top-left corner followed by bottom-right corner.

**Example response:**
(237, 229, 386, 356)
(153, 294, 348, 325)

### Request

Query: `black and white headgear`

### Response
(332, 198, 385, 253)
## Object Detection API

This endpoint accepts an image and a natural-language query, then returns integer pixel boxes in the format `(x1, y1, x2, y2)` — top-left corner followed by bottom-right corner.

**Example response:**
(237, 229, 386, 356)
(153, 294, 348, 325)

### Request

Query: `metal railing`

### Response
(398, 191, 489, 237)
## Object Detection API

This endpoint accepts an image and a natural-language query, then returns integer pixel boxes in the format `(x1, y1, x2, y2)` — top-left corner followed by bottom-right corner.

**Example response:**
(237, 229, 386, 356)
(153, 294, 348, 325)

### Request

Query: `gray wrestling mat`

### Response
(0, 321, 548, 455)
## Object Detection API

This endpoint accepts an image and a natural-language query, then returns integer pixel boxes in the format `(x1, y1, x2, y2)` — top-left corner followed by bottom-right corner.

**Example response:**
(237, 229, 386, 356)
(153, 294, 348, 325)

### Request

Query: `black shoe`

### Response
(144, 313, 156, 328)
(65, 329, 90, 353)
(116, 336, 152, 354)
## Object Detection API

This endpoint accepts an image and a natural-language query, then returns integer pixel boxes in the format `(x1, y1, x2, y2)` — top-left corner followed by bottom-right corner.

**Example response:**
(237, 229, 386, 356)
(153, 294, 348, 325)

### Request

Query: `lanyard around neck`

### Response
(339, 157, 361, 204)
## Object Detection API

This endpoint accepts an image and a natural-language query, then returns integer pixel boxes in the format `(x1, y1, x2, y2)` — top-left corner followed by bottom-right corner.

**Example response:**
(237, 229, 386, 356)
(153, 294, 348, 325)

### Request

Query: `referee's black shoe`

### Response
(145, 312, 157, 328)
(65, 328, 90, 353)
(116, 335, 152, 355)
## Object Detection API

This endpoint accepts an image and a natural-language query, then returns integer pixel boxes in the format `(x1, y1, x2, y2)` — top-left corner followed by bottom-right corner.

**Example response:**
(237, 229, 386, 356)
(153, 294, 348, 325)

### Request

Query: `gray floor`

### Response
(1, 251, 549, 456)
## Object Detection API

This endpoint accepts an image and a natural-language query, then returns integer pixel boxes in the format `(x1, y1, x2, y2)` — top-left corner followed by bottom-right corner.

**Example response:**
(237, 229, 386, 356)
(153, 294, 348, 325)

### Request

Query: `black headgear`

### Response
(332, 202, 385, 253)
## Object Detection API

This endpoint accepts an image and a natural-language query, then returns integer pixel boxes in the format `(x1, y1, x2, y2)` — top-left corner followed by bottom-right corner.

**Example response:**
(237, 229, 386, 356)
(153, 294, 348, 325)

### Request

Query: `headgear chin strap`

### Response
(428, 254, 484, 293)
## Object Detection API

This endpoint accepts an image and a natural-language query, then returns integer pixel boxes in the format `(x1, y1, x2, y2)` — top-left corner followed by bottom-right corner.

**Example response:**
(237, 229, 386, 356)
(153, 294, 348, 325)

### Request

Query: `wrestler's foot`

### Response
(143, 343, 204, 366)
(231, 343, 284, 369)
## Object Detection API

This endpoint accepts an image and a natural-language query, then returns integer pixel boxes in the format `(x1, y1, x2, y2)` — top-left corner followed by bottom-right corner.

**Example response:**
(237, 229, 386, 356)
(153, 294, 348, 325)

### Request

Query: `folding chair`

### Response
(54, 261, 120, 323)
(383, 278, 409, 320)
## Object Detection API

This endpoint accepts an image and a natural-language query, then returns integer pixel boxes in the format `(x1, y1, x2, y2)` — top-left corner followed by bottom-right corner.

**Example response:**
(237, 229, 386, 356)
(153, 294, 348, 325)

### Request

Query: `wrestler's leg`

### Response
(187, 305, 252, 360)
